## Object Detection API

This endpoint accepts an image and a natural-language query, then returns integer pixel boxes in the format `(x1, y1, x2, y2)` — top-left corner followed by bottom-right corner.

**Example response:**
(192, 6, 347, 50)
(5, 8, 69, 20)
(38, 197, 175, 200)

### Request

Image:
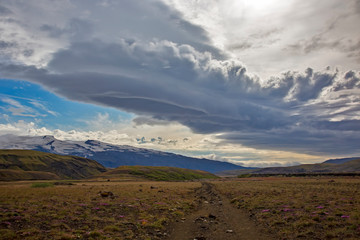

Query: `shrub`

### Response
(31, 182, 54, 188)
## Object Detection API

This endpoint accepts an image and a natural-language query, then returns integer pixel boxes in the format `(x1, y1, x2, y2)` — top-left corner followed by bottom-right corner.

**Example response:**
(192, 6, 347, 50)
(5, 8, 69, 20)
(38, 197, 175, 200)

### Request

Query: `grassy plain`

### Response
(214, 177, 360, 239)
(96, 165, 219, 181)
(1, 177, 360, 239)
(0, 180, 200, 240)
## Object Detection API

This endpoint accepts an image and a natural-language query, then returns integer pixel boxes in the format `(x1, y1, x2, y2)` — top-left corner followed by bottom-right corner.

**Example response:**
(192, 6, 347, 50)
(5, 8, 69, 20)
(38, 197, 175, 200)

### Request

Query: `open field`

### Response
(0, 180, 200, 240)
(214, 177, 360, 239)
(1, 177, 360, 239)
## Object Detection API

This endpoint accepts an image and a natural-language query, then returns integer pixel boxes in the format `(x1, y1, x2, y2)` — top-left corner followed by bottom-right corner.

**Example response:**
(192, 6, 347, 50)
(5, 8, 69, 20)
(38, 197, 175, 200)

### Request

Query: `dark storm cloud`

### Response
(0, 37, 359, 155)
(40, 18, 94, 40)
(72, 0, 223, 58)
(0, 5, 12, 15)
(0, 40, 17, 49)
(220, 127, 360, 156)
(0, 0, 359, 156)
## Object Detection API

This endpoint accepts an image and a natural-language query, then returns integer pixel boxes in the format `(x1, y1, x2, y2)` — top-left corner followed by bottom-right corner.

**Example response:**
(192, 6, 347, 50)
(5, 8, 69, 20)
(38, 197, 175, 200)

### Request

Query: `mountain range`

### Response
(219, 157, 360, 176)
(0, 135, 247, 173)
(0, 149, 219, 181)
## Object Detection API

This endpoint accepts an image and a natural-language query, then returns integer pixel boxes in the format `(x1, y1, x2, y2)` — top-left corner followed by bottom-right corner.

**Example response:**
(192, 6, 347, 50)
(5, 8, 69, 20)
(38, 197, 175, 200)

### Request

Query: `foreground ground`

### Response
(1, 177, 360, 239)
(167, 182, 272, 240)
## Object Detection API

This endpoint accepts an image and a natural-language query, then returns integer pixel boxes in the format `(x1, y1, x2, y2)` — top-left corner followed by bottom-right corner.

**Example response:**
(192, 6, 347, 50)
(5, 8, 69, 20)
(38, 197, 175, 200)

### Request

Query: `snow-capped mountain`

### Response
(0, 135, 247, 173)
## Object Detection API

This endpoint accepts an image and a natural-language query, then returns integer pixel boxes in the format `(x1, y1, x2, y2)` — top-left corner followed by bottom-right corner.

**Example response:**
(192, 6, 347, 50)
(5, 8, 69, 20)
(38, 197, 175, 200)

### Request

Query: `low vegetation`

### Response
(2, 149, 360, 239)
(0, 169, 60, 181)
(0, 180, 200, 240)
(30, 182, 54, 188)
(0, 150, 107, 180)
(1, 177, 360, 239)
(97, 165, 219, 181)
(214, 177, 360, 239)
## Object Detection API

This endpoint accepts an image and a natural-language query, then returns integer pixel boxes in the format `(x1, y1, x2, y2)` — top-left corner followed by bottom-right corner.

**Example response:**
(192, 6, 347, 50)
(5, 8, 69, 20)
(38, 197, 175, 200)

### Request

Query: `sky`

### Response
(0, 0, 359, 167)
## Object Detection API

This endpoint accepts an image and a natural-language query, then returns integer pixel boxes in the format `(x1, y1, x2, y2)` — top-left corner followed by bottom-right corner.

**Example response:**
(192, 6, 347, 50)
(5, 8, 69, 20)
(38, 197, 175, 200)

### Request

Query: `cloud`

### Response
(40, 18, 94, 41)
(133, 116, 173, 126)
(167, 0, 360, 79)
(236, 160, 302, 168)
(0, 37, 359, 155)
(222, 126, 359, 155)
(0, 95, 58, 118)
(0, 97, 41, 117)
(0, 119, 327, 167)
(0, 5, 12, 15)
(0, 0, 359, 157)
(0, 0, 222, 68)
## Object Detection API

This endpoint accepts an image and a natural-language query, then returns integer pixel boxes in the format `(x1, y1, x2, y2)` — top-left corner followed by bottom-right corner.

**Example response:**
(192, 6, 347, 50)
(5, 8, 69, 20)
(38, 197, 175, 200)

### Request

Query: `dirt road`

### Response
(166, 182, 273, 240)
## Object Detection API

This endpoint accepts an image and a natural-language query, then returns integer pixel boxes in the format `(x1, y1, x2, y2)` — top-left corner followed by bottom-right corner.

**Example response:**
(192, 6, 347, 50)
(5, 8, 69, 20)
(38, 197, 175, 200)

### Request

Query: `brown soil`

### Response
(165, 182, 274, 240)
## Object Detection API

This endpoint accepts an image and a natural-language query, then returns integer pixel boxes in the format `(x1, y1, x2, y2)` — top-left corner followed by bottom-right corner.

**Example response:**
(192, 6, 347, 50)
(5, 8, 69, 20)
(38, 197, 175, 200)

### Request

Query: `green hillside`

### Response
(97, 165, 219, 181)
(0, 169, 60, 181)
(0, 149, 107, 180)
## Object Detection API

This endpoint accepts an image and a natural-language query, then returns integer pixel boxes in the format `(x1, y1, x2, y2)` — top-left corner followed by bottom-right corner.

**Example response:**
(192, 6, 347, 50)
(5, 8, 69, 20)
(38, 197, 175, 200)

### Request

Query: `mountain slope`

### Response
(0, 135, 247, 173)
(323, 157, 360, 164)
(221, 157, 360, 176)
(0, 149, 107, 180)
(96, 165, 219, 181)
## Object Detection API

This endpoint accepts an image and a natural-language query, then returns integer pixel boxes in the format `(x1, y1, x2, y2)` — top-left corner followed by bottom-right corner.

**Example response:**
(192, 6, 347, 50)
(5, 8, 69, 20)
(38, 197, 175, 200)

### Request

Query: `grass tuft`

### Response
(31, 182, 54, 188)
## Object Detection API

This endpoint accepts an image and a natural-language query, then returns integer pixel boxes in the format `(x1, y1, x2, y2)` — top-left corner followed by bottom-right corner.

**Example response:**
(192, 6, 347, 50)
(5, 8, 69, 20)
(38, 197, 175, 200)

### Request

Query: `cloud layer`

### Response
(0, 0, 359, 157)
(1, 38, 359, 155)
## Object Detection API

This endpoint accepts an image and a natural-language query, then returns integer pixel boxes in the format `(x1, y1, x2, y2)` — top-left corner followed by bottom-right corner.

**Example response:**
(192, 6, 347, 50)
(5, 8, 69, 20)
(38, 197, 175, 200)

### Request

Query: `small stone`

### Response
(226, 230, 233, 233)
(208, 214, 216, 219)
(99, 191, 114, 198)
(204, 201, 209, 204)
(194, 237, 206, 240)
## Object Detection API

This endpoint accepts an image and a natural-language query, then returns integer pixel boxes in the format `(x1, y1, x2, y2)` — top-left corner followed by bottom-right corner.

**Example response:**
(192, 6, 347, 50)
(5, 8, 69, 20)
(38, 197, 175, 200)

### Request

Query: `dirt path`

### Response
(166, 182, 273, 240)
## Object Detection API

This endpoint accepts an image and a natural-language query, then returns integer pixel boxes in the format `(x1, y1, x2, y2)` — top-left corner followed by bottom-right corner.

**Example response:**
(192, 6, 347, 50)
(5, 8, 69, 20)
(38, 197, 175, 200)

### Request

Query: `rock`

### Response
(208, 214, 216, 219)
(99, 191, 114, 198)
(195, 216, 207, 222)
(194, 237, 206, 240)
(226, 230, 233, 233)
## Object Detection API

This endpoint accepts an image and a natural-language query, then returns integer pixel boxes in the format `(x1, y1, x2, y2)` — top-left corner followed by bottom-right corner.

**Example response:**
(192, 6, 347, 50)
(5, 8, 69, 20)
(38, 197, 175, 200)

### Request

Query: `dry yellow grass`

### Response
(213, 177, 360, 239)
(0, 180, 200, 240)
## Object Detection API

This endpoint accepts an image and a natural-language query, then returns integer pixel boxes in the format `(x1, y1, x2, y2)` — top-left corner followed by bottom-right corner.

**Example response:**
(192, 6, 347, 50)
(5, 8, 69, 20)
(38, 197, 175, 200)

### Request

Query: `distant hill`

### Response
(0, 149, 107, 180)
(0, 169, 60, 181)
(96, 165, 219, 181)
(0, 135, 247, 173)
(323, 157, 360, 164)
(219, 157, 360, 176)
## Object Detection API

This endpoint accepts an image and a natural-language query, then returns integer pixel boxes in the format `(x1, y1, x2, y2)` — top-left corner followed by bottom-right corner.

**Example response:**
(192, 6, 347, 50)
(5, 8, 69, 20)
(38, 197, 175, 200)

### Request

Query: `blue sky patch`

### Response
(0, 79, 134, 131)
